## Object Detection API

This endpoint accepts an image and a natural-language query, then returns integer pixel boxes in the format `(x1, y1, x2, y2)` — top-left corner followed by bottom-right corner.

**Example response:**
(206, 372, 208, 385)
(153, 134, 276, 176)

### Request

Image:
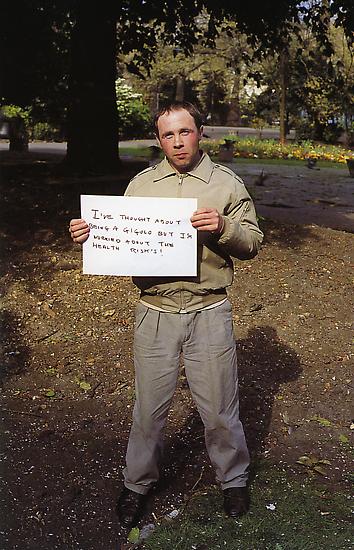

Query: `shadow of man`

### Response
(152, 325, 302, 502)
(237, 325, 302, 461)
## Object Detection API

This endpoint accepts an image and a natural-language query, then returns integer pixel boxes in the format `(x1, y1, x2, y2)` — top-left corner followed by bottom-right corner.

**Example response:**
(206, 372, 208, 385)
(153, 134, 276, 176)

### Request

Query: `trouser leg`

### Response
(183, 300, 250, 488)
(123, 304, 181, 495)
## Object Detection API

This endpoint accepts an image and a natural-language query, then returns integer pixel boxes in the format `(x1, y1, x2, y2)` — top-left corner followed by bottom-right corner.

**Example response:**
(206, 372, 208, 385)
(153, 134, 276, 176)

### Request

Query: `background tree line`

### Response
(124, 19, 353, 145)
(1, 1, 353, 168)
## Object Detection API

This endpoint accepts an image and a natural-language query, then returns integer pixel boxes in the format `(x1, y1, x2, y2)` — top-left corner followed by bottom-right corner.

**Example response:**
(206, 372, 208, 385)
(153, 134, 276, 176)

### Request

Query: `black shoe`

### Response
(116, 487, 147, 528)
(223, 486, 250, 518)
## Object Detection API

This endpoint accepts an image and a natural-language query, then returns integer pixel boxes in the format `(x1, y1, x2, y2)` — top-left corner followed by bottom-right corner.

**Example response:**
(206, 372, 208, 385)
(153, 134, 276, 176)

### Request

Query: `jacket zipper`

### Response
(178, 173, 185, 197)
(177, 173, 185, 310)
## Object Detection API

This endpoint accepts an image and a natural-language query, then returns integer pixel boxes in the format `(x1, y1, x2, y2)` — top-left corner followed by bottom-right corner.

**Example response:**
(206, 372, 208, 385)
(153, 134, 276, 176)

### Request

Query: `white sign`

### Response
(80, 195, 197, 276)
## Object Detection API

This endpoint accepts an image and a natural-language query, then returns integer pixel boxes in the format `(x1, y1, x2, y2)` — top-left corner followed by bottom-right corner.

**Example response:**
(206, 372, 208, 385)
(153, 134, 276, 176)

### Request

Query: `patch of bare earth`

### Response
(0, 161, 353, 549)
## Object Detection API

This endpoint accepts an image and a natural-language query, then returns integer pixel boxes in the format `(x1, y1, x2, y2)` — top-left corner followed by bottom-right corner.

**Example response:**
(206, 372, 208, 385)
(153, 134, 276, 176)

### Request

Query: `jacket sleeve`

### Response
(217, 182, 264, 260)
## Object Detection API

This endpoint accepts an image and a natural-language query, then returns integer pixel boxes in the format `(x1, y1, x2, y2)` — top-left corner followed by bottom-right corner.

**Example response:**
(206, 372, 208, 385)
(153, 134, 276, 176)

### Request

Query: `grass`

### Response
(212, 157, 346, 169)
(119, 135, 354, 168)
(137, 463, 352, 550)
(118, 145, 349, 171)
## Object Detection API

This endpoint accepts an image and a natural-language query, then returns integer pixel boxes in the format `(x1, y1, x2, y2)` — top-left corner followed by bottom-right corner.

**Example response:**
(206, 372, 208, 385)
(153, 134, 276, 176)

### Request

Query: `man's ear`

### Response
(154, 133, 162, 147)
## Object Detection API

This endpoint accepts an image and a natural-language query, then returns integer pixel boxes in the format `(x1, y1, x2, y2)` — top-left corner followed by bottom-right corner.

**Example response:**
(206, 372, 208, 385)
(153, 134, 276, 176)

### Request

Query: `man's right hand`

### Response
(69, 218, 90, 244)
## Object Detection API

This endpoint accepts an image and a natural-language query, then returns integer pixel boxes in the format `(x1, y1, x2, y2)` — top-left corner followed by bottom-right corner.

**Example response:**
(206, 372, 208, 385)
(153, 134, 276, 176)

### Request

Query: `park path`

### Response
(235, 162, 354, 233)
(1, 140, 353, 232)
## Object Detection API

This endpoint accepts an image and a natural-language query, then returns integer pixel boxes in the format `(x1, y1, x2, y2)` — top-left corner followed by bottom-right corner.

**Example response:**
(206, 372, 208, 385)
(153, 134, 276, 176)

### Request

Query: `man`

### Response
(69, 101, 263, 527)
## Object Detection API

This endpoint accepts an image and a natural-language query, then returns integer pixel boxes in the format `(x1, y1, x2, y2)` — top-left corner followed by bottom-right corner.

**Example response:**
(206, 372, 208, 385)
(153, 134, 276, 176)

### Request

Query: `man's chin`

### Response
(171, 160, 190, 173)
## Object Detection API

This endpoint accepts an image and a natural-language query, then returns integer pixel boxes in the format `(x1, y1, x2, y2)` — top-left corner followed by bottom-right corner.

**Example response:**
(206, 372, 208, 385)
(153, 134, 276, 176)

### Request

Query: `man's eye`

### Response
(181, 130, 190, 135)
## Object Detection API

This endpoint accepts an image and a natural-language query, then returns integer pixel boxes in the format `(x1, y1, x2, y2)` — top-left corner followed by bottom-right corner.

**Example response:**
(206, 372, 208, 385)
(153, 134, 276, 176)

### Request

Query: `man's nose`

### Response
(173, 134, 183, 148)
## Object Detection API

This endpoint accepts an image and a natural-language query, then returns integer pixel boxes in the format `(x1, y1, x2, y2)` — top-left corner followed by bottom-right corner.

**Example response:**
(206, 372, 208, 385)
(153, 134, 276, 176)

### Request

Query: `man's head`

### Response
(154, 101, 204, 173)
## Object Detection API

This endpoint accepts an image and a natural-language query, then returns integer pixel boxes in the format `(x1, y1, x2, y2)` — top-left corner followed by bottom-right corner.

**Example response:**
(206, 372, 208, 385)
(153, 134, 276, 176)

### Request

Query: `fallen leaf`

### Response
(45, 389, 56, 398)
(310, 415, 332, 427)
(339, 434, 349, 443)
(79, 381, 91, 391)
(127, 527, 140, 544)
(45, 368, 56, 375)
(103, 309, 116, 317)
(313, 465, 327, 476)
(297, 455, 315, 466)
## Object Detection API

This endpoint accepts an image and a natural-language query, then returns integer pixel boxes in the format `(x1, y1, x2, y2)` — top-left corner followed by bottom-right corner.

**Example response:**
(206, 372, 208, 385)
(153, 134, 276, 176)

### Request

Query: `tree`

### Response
(2, 1, 353, 168)
(66, 1, 118, 169)
(0, 1, 71, 132)
(125, 24, 254, 126)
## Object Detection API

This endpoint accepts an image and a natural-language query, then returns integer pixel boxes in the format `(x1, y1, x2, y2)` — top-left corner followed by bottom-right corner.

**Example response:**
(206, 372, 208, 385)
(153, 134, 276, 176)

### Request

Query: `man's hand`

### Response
(69, 218, 90, 244)
(190, 208, 224, 234)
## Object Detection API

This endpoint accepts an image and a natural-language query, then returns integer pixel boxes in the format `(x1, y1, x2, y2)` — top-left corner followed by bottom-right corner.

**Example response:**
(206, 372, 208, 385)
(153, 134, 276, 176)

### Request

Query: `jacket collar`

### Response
(153, 152, 214, 184)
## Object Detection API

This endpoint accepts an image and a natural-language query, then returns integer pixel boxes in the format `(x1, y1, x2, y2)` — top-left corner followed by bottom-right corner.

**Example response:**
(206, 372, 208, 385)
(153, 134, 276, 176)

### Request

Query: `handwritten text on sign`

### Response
(80, 195, 197, 276)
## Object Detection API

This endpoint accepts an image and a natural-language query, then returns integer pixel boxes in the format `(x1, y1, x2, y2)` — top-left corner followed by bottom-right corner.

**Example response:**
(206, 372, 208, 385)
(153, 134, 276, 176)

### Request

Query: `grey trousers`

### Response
(123, 300, 250, 495)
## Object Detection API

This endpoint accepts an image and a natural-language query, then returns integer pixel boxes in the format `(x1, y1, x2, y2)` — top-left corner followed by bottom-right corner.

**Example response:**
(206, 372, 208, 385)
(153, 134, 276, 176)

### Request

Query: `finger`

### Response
(191, 216, 218, 226)
(191, 214, 219, 225)
(69, 219, 88, 230)
(72, 227, 90, 238)
(70, 221, 88, 229)
(191, 215, 219, 226)
(193, 207, 214, 215)
(70, 218, 85, 227)
(73, 235, 89, 243)
(69, 222, 88, 234)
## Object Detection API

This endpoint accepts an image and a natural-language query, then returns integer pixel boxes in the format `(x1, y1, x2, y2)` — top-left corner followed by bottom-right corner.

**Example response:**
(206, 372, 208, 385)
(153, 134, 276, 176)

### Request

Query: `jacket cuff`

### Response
(217, 216, 232, 243)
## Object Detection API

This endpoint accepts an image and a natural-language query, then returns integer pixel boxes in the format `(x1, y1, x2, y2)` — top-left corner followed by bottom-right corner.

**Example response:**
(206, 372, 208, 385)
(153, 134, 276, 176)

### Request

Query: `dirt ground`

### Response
(0, 153, 353, 549)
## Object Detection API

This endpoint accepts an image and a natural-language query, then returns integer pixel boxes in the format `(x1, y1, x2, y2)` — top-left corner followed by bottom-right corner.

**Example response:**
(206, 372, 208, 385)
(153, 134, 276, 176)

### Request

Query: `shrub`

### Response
(294, 120, 316, 141)
(31, 122, 61, 141)
(116, 78, 151, 139)
(0, 104, 32, 128)
(322, 123, 344, 144)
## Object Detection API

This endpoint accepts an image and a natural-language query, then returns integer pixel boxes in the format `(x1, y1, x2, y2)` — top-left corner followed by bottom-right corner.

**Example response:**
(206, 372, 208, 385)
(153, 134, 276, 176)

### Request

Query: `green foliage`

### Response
(321, 123, 345, 144)
(31, 122, 62, 141)
(116, 78, 151, 139)
(1, 104, 32, 128)
(294, 120, 317, 141)
(1, 104, 62, 141)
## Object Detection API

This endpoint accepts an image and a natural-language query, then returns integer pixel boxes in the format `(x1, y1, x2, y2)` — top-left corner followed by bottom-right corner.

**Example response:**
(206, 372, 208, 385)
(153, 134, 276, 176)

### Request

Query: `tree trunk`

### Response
(226, 73, 241, 126)
(9, 117, 28, 152)
(279, 50, 287, 145)
(66, 2, 118, 170)
(175, 75, 185, 102)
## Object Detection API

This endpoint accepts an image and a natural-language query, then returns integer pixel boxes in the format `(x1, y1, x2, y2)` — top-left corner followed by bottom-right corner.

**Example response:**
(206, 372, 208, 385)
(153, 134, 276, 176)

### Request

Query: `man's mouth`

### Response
(175, 153, 187, 159)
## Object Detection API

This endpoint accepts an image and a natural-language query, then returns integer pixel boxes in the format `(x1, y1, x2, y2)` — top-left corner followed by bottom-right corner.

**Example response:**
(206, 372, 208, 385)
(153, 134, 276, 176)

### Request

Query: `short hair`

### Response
(153, 101, 204, 136)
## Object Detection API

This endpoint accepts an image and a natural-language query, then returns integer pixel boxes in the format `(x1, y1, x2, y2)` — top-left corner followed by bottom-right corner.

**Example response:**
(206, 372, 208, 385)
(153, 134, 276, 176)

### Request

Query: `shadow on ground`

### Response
(153, 326, 301, 496)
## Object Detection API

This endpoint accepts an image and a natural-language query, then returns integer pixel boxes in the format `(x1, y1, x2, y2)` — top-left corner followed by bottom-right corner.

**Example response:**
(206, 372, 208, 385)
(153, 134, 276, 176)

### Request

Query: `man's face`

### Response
(156, 109, 203, 173)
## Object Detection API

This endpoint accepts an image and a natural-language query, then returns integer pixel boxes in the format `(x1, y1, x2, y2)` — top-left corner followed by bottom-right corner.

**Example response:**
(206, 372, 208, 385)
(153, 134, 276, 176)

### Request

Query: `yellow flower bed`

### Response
(204, 138, 354, 164)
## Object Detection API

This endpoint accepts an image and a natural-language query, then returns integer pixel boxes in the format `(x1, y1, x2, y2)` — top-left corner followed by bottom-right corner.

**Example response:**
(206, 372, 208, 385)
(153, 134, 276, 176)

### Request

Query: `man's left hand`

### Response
(190, 207, 224, 234)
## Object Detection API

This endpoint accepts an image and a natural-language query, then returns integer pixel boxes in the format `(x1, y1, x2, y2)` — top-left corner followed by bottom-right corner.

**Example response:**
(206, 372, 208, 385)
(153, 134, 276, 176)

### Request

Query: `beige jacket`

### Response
(125, 153, 263, 312)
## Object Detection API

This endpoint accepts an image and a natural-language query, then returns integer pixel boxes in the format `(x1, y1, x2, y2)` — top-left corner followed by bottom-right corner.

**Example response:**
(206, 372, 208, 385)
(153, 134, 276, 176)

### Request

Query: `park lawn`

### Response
(137, 461, 352, 550)
(118, 146, 349, 170)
